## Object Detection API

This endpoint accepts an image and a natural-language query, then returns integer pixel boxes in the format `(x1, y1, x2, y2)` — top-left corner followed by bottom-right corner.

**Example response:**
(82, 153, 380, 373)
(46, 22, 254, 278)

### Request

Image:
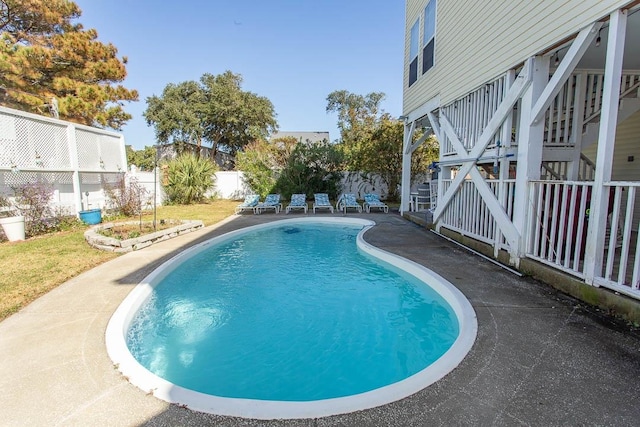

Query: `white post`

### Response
(512, 56, 550, 263)
(584, 9, 627, 284)
(495, 70, 516, 257)
(66, 124, 82, 215)
(567, 72, 587, 180)
(400, 121, 416, 214)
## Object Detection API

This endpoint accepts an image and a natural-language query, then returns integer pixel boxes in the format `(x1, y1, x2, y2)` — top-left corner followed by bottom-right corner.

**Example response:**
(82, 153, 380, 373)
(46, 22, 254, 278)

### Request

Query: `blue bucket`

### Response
(79, 208, 102, 225)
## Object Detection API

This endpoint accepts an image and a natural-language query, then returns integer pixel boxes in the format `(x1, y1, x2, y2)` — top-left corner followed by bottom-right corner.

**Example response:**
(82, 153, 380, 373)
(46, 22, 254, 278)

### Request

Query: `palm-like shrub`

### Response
(163, 154, 217, 204)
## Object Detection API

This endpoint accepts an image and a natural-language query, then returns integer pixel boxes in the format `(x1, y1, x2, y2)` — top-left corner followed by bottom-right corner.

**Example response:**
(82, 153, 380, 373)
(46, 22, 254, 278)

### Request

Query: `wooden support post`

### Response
(512, 56, 550, 263)
(584, 9, 627, 284)
(400, 121, 416, 214)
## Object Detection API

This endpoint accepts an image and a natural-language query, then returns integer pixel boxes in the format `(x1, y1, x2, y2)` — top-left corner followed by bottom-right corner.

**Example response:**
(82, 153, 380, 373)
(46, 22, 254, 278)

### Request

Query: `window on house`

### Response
(423, 0, 436, 74)
(409, 19, 419, 86)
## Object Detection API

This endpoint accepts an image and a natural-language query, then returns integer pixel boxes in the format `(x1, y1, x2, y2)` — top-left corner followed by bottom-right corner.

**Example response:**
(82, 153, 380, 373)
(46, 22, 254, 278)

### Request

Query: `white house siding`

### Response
(403, 0, 632, 114)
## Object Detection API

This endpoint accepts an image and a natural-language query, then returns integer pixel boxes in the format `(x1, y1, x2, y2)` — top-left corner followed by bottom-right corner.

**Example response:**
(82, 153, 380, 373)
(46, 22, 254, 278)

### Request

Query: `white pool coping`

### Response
(105, 217, 478, 420)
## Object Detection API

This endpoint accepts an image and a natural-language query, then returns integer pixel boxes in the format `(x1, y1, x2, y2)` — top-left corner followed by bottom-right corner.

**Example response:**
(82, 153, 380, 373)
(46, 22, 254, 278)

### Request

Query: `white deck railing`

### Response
(593, 182, 640, 297)
(438, 178, 515, 247)
(526, 180, 640, 297)
(526, 181, 593, 277)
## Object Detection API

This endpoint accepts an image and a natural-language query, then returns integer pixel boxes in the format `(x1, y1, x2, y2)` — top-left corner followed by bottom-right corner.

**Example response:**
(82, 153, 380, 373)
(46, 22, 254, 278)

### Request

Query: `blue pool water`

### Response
(126, 222, 459, 402)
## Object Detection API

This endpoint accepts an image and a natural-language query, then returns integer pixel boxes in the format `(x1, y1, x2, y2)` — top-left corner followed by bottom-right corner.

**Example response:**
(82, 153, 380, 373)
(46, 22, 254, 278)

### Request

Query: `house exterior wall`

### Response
(403, 0, 632, 114)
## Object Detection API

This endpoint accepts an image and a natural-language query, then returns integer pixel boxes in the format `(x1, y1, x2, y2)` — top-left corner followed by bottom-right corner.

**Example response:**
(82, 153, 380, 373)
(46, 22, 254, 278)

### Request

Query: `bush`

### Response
(274, 142, 344, 200)
(104, 176, 149, 217)
(163, 153, 217, 204)
(12, 182, 60, 237)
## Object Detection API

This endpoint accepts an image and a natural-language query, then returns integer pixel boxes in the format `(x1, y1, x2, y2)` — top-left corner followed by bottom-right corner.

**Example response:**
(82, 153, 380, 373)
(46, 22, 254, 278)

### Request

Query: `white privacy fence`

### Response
(131, 170, 393, 207)
(0, 106, 126, 214)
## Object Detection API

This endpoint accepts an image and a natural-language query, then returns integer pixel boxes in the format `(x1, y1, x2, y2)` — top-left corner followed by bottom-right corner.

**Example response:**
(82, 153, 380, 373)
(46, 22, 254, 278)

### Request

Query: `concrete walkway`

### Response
(1, 213, 640, 426)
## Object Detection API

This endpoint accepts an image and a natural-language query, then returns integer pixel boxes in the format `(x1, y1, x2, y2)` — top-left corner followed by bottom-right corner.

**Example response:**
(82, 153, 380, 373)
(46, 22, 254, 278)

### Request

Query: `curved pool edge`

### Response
(105, 217, 478, 420)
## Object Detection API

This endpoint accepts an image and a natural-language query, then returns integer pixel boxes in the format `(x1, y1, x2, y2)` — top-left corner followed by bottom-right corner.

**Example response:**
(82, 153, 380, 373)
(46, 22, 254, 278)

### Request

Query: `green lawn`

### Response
(0, 200, 238, 321)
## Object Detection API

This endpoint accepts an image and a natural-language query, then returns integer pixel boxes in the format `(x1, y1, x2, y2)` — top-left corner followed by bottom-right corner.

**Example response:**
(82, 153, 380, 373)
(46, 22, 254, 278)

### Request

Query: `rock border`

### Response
(84, 220, 204, 252)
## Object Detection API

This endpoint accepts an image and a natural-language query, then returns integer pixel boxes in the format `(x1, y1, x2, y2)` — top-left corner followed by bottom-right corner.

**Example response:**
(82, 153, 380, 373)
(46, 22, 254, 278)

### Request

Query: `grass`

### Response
(0, 199, 238, 321)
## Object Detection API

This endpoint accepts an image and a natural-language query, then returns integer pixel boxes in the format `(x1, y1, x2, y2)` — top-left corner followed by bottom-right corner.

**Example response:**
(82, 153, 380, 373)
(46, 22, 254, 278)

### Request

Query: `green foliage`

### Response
(126, 145, 157, 171)
(237, 138, 343, 200)
(163, 153, 217, 204)
(0, 0, 138, 129)
(235, 140, 279, 198)
(327, 90, 439, 201)
(144, 71, 278, 157)
(144, 80, 207, 153)
(274, 142, 344, 200)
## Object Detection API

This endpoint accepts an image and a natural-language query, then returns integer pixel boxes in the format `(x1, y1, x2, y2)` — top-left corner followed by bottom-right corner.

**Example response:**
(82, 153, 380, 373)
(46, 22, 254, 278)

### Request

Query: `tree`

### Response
(361, 116, 438, 200)
(126, 145, 157, 171)
(0, 0, 138, 129)
(144, 71, 278, 158)
(143, 80, 206, 154)
(326, 90, 386, 170)
(327, 90, 438, 200)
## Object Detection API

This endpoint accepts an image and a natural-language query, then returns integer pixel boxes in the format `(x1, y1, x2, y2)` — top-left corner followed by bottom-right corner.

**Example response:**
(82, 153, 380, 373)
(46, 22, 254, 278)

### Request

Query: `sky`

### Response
(74, 0, 407, 150)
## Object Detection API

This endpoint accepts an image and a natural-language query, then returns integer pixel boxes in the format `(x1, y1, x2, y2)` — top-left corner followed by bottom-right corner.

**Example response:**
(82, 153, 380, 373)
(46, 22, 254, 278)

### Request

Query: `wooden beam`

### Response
(403, 121, 416, 155)
(439, 112, 469, 158)
(433, 59, 533, 222)
(468, 167, 520, 248)
(584, 9, 627, 283)
(530, 23, 602, 125)
(426, 111, 441, 142)
(403, 95, 440, 125)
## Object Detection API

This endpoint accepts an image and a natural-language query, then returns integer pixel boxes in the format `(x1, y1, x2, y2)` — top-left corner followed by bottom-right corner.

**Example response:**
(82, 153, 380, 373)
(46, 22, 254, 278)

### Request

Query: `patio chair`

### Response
(336, 193, 362, 214)
(313, 193, 334, 213)
(234, 194, 260, 214)
(255, 194, 282, 214)
(285, 194, 307, 214)
(363, 193, 389, 213)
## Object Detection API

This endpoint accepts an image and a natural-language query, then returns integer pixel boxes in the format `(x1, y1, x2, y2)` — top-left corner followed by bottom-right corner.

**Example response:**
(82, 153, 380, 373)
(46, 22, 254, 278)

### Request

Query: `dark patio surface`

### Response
(1, 211, 639, 426)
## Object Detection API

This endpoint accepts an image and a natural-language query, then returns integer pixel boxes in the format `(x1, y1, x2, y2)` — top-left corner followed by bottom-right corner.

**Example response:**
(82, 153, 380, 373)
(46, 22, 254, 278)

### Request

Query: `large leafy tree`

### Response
(144, 80, 206, 154)
(144, 71, 278, 157)
(0, 0, 138, 129)
(327, 90, 438, 200)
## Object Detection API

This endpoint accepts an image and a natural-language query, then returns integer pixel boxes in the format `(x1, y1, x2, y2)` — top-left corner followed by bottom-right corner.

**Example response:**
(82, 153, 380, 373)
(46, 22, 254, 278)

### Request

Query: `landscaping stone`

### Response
(84, 220, 204, 252)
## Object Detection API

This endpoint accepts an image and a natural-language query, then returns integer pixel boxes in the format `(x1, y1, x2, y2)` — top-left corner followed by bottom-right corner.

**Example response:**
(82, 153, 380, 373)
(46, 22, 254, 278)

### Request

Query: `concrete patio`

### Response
(1, 212, 639, 426)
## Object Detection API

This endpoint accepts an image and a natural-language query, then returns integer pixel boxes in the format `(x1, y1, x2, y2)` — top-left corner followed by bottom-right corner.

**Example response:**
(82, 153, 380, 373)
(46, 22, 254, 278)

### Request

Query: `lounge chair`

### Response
(255, 194, 282, 214)
(286, 193, 307, 214)
(313, 193, 334, 213)
(235, 194, 260, 214)
(336, 193, 362, 214)
(363, 193, 389, 213)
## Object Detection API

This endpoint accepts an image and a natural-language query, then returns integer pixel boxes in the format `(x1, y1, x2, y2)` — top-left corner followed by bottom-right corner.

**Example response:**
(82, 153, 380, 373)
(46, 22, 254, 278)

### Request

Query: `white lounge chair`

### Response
(235, 194, 260, 214)
(336, 193, 362, 214)
(313, 193, 334, 213)
(255, 194, 282, 214)
(286, 194, 307, 214)
(363, 193, 389, 213)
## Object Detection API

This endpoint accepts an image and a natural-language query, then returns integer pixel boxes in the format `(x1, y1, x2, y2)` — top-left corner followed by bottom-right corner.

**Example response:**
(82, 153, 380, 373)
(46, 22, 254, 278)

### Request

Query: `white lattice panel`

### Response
(1, 112, 70, 169)
(75, 129, 123, 171)
(80, 172, 102, 184)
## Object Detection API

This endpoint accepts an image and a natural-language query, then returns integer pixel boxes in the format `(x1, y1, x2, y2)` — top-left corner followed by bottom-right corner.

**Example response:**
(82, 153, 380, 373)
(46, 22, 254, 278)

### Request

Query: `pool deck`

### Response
(1, 212, 640, 426)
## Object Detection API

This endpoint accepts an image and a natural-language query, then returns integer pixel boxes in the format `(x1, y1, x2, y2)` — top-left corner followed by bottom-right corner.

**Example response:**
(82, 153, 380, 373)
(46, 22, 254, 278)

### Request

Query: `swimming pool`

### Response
(106, 217, 477, 419)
